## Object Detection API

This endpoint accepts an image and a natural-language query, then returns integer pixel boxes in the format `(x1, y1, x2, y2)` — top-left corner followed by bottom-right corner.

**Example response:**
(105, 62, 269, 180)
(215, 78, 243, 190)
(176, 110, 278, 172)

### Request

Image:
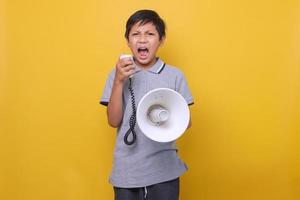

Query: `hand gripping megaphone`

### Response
(136, 88, 190, 142)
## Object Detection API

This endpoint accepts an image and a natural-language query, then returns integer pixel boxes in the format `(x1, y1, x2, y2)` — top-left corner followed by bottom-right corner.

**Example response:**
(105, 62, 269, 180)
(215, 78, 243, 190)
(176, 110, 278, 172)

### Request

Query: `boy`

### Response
(100, 9, 194, 200)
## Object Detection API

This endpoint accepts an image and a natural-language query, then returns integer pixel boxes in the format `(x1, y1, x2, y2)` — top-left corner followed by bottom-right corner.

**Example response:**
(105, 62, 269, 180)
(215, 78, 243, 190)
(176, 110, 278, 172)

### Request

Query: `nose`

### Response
(138, 34, 148, 43)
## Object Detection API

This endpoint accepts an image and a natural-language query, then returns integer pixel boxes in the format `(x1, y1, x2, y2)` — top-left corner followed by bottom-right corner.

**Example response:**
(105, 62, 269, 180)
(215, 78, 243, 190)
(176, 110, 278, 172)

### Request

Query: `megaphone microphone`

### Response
(120, 54, 138, 145)
(120, 54, 136, 78)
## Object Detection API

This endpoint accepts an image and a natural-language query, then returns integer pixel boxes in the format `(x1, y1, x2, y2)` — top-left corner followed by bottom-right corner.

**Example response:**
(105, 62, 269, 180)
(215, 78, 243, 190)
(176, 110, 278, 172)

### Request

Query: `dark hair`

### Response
(125, 9, 166, 41)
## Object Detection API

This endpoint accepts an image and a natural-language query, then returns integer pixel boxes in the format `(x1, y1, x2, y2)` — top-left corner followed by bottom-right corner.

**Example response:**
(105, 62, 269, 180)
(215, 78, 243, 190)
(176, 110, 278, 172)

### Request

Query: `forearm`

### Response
(107, 80, 124, 128)
(187, 118, 192, 129)
(107, 57, 135, 128)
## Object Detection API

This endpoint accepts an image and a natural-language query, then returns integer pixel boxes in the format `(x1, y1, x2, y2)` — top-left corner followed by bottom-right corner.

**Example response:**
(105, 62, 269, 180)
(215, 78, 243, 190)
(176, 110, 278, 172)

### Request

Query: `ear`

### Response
(126, 38, 130, 47)
(159, 36, 166, 47)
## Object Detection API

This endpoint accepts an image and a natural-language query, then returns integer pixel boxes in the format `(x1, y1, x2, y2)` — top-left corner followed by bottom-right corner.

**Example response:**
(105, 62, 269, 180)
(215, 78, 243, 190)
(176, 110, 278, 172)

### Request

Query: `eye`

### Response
(148, 32, 155, 35)
(131, 33, 139, 36)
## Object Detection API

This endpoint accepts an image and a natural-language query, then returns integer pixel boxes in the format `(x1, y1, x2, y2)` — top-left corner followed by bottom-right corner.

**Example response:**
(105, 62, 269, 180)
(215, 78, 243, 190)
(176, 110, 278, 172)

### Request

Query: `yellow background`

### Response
(1, 0, 300, 199)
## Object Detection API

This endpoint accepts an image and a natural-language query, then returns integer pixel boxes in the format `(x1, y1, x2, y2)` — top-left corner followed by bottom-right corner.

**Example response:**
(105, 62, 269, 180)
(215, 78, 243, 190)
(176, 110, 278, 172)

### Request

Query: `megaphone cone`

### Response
(137, 88, 190, 142)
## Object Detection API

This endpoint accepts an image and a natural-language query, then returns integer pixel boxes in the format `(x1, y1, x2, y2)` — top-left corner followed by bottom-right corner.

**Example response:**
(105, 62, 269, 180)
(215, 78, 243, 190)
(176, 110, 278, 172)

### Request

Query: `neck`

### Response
(134, 57, 158, 69)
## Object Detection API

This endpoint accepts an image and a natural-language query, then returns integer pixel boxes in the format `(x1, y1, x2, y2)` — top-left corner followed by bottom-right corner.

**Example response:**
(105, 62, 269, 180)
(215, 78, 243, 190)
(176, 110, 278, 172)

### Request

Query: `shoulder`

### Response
(108, 68, 116, 77)
(105, 68, 116, 81)
(163, 63, 185, 78)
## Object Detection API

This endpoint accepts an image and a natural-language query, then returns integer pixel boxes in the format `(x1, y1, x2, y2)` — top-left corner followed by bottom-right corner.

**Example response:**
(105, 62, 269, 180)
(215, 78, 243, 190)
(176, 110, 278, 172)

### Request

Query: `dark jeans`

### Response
(113, 178, 180, 200)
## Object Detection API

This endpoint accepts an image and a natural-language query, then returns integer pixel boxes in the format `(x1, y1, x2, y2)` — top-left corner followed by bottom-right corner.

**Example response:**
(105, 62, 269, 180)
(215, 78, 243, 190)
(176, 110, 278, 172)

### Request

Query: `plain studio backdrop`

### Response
(0, 0, 300, 200)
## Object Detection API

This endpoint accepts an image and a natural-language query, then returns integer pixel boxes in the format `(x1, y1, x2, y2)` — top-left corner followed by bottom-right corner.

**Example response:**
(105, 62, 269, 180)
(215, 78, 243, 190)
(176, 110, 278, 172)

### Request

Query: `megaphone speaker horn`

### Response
(137, 88, 190, 143)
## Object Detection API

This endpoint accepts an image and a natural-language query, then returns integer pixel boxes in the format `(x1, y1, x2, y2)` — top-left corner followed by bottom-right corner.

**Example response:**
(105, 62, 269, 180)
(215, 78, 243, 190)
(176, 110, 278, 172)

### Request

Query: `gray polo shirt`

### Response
(100, 58, 194, 188)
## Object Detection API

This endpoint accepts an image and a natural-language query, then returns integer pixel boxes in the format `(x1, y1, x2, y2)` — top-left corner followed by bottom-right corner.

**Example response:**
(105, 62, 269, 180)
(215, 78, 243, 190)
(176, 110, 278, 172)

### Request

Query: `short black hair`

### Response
(125, 9, 166, 41)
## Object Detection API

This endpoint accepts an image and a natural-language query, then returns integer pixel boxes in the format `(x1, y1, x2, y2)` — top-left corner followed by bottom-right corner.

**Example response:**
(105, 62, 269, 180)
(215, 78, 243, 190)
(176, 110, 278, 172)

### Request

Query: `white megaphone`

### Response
(137, 88, 190, 143)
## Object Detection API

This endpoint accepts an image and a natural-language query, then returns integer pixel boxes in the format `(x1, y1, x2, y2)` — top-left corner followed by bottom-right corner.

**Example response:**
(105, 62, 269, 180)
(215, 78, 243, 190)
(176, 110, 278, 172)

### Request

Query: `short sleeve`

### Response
(175, 70, 194, 106)
(100, 69, 116, 106)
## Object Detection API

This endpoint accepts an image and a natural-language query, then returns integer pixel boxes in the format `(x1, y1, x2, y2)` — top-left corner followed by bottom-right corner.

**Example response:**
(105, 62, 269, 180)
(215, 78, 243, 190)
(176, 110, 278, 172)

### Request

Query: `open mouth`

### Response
(137, 47, 149, 58)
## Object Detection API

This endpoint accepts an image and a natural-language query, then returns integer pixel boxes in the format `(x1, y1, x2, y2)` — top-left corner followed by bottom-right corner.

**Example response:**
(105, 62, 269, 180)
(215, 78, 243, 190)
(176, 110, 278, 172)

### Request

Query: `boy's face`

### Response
(127, 22, 164, 68)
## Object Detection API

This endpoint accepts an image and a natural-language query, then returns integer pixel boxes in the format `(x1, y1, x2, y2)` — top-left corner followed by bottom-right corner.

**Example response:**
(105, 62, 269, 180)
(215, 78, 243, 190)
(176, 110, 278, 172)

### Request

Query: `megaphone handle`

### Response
(124, 78, 137, 145)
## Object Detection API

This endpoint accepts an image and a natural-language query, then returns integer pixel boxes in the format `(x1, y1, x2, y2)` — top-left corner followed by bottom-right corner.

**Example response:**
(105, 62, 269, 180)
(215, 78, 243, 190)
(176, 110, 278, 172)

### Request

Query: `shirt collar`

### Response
(135, 58, 165, 74)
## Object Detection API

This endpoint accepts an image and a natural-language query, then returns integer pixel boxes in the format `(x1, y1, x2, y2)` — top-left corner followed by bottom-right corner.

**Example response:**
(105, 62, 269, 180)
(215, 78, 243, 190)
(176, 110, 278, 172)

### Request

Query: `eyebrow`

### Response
(131, 30, 156, 34)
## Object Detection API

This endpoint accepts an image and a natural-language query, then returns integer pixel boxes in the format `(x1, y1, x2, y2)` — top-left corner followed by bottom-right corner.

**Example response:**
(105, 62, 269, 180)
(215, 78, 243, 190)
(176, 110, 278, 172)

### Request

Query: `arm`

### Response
(175, 70, 193, 130)
(187, 117, 192, 129)
(107, 79, 124, 127)
(106, 57, 135, 128)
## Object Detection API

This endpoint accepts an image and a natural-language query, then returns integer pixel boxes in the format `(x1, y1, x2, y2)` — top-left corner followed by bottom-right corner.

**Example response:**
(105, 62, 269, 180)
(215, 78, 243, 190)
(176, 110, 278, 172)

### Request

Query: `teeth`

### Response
(138, 47, 148, 52)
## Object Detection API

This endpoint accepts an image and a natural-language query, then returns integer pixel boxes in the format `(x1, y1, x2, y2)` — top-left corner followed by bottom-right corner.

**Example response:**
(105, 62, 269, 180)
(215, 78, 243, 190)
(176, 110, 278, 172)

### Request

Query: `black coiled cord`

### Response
(124, 78, 137, 145)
